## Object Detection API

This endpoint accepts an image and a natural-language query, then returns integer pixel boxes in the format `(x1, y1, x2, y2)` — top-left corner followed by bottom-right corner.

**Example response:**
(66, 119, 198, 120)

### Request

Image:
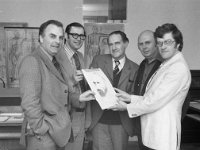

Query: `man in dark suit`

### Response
(89, 31, 138, 150)
(56, 22, 91, 150)
(133, 30, 161, 150)
(19, 20, 92, 150)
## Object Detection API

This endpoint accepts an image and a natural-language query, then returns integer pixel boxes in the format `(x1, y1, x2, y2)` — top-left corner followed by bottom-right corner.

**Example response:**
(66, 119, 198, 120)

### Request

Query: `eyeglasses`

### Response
(157, 39, 175, 47)
(68, 33, 86, 40)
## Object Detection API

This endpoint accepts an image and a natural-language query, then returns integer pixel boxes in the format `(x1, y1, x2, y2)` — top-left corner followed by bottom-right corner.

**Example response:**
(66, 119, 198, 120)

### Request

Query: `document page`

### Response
(82, 68, 118, 110)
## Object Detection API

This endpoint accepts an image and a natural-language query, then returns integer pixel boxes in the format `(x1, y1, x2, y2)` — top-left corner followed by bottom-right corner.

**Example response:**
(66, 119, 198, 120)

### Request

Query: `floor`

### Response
(127, 141, 200, 150)
(84, 140, 200, 150)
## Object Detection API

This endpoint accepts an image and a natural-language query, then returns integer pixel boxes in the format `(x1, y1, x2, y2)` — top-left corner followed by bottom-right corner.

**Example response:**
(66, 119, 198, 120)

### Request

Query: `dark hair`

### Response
(154, 23, 183, 51)
(65, 22, 85, 35)
(39, 20, 63, 38)
(108, 30, 129, 43)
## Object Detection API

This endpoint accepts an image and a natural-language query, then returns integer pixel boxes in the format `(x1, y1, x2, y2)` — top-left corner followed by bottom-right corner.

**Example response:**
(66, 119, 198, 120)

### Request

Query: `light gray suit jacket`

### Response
(127, 52, 191, 150)
(89, 54, 138, 136)
(19, 46, 72, 147)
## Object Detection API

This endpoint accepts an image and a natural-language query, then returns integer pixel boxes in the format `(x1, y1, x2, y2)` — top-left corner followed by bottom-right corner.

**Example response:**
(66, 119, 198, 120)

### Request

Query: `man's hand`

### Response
(109, 101, 127, 111)
(79, 90, 95, 102)
(74, 70, 84, 82)
(115, 88, 131, 103)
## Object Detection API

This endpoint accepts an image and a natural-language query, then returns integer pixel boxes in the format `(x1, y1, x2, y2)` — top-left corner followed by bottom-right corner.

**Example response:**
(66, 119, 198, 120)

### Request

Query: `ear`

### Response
(39, 35, 43, 43)
(65, 32, 69, 40)
(176, 43, 180, 49)
(124, 41, 129, 49)
(137, 43, 140, 50)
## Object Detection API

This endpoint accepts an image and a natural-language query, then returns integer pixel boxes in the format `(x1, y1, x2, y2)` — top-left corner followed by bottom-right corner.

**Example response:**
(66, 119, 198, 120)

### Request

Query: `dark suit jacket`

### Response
(19, 46, 72, 147)
(132, 59, 161, 134)
(89, 54, 138, 136)
(134, 59, 161, 95)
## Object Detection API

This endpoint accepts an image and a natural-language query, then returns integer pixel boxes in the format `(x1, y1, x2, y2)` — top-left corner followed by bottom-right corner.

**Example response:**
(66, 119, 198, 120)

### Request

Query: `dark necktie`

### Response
(52, 56, 63, 78)
(113, 60, 120, 75)
(113, 60, 120, 88)
(73, 53, 86, 92)
(73, 53, 81, 70)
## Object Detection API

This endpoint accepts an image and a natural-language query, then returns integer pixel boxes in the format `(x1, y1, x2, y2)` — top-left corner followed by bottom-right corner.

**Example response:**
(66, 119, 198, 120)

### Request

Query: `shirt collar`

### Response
(112, 56, 125, 70)
(64, 44, 75, 60)
(145, 58, 157, 64)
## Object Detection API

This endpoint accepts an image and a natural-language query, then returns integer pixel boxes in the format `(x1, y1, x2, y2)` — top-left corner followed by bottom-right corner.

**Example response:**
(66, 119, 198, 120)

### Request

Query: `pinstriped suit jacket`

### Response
(56, 48, 91, 137)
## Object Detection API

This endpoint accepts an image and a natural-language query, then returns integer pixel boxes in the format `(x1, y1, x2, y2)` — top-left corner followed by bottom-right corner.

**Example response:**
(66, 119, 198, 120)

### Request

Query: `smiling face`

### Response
(40, 24, 64, 56)
(157, 32, 179, 61)
(138, 31, 158, 62)
(108, 34, 128, 60)
(65, 26, 85, 51)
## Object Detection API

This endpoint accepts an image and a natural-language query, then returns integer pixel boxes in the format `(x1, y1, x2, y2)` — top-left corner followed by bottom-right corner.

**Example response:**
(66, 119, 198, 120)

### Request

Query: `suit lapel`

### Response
(102, 55, 113, 83)
(57, 49, 74, 77)
(102, 56, 131, 86)
(36, 47, 66, 84)
(118, 58, 131, 86)
(141, 60, 161, 94)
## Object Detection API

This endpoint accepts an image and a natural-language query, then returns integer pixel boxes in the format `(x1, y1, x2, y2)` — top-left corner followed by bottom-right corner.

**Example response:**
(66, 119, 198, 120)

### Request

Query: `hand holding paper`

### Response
(115, 88, 131, 103)
(74, 70, 84, 82)
(79, 90, 95, 102)
(109, 100, 127, 111)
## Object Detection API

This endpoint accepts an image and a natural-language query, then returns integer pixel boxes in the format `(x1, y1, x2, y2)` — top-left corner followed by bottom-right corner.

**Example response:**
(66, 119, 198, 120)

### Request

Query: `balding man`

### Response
(133, 30, 162, 150)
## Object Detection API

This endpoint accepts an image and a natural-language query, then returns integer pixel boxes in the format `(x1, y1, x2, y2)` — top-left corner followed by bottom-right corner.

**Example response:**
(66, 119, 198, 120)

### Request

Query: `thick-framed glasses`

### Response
(157, 39, 175, 47)
(68, 33, 86, 40)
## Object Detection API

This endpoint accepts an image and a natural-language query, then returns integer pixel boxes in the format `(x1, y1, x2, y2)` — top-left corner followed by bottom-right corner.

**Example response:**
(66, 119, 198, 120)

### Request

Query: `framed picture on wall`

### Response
(84, 23, 124, 68)
(4, 27, 39, 88)
(0, 22, 28, 88)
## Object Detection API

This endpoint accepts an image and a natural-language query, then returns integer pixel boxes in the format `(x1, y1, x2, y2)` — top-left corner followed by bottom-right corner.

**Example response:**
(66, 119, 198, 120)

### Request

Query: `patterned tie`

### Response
(73, 53, 86, 92)
(52, 56, 63, 78)
(73, 53, 81, 70)
(113, 60, 120, 88)
(113, 60, 120, 75)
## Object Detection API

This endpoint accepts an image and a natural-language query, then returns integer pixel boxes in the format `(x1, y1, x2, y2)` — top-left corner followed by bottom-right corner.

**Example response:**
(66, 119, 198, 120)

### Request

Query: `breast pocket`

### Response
(126, 78, 134, 93)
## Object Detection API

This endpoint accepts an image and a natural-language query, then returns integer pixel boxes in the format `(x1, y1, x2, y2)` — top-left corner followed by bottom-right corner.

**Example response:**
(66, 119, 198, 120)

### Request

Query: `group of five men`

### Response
(19, 19, 191, 150)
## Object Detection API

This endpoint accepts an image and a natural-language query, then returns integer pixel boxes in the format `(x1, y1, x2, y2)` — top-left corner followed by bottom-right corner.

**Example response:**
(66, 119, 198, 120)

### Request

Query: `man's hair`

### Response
(154, 23, 183, 51)
(108, 30, 129, 43)
(39, 20, 63, 38)
(65, 22, 85, 35)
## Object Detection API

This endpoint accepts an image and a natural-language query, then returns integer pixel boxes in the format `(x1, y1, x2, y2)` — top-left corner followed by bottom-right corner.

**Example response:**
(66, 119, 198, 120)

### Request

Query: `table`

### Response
(0, 106, 25, 150)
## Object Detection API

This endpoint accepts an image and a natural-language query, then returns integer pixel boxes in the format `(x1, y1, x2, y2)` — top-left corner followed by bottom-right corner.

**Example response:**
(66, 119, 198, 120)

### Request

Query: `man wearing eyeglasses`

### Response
(56, 22, 90, 150)
(111, 23, 191, 150)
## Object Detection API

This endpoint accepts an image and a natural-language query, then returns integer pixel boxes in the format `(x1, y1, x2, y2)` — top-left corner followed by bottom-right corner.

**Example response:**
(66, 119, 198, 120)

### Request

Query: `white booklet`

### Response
(82, 68, 118, 110)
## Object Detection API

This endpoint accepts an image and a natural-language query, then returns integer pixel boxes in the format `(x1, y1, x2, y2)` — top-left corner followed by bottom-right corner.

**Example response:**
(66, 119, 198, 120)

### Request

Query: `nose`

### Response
(55, 37, 60, 43)
(74, 35, 82, 41)
(112, 44, 117, 50)
(77, 36, 82, 41)
(142, 44, 147, 49)
(160, 43, 167, 49)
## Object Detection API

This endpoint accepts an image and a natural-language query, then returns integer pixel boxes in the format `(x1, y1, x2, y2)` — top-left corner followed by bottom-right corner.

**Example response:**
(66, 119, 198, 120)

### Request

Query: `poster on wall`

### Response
(5, 27, 39, 88)
(0, 22, 27, 88)
(84, 23, 124, 68)
(0, 28, 7, 87)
